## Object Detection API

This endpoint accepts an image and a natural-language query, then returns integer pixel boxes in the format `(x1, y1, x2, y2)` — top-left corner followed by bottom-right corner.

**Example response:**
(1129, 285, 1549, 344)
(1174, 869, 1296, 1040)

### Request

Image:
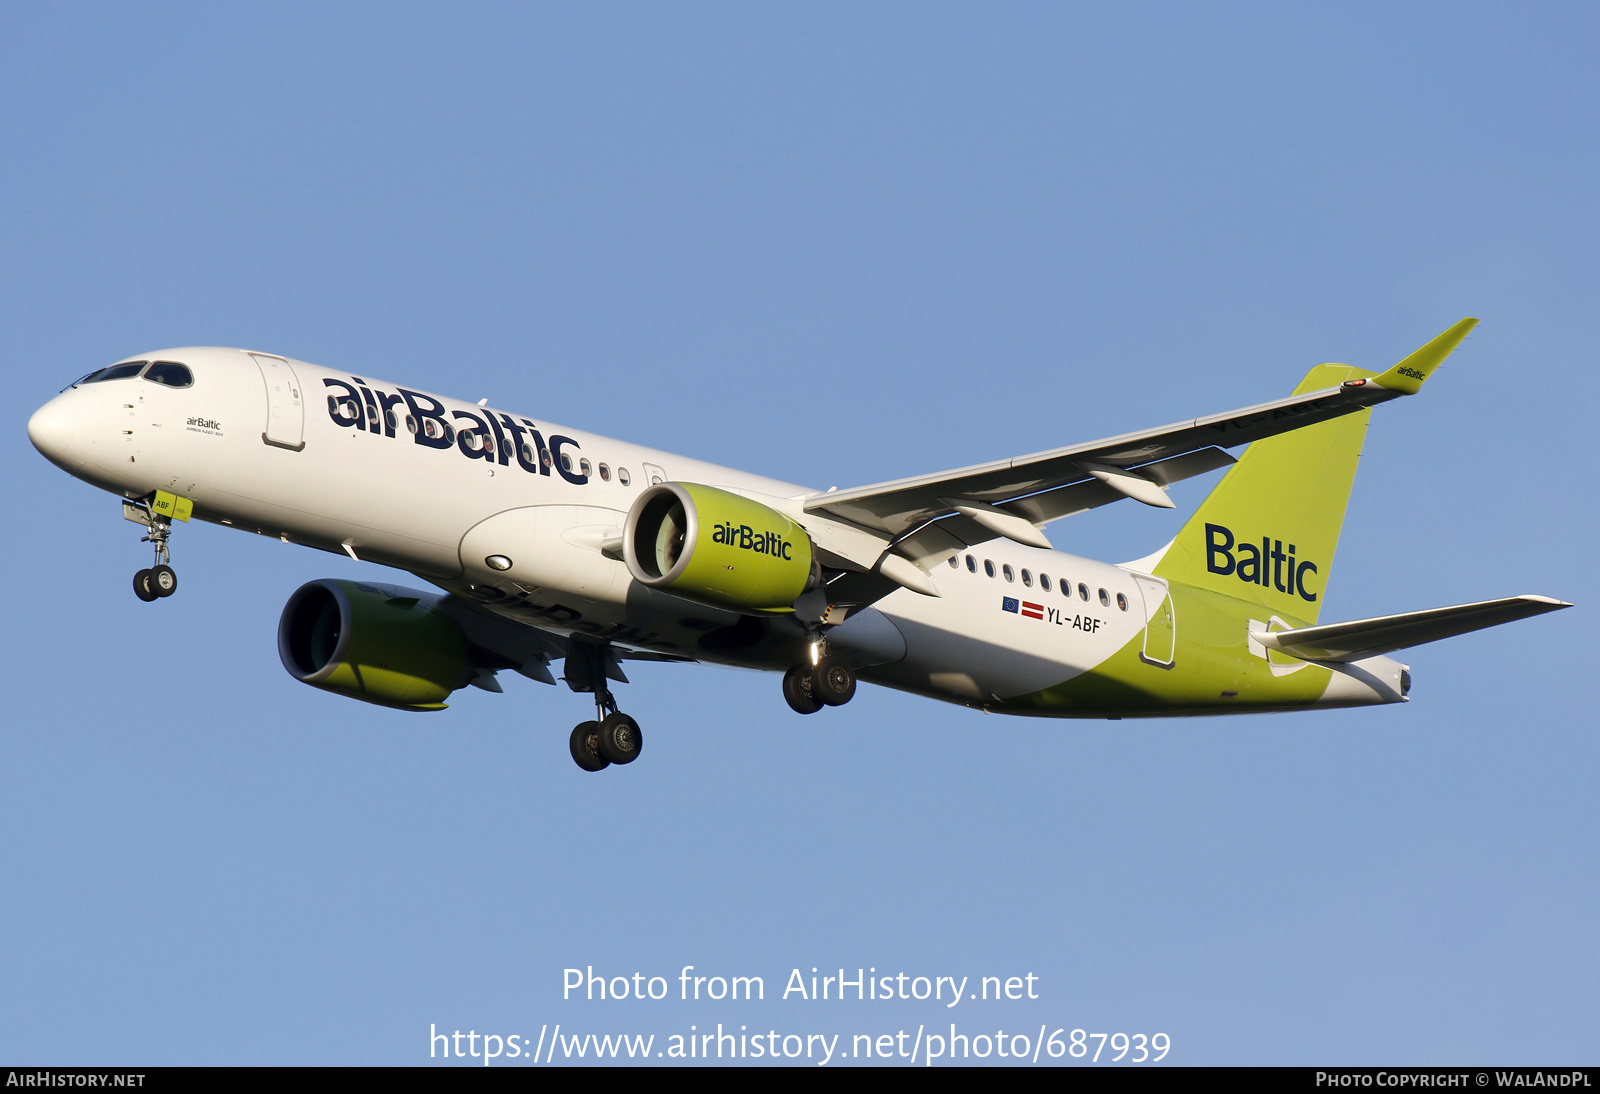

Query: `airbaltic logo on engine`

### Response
(1204, 523, 1319, 602)
(711, 522, 794, 560)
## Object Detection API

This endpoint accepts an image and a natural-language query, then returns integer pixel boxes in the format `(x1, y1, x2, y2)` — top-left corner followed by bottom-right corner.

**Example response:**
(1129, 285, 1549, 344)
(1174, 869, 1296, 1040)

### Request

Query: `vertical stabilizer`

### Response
(1151, 364, 1374, 624)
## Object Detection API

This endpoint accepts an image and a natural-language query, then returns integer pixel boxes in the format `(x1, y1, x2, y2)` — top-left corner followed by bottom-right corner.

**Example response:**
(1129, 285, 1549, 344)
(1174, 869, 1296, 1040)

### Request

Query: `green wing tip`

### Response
(1373, 317, 1478, 395)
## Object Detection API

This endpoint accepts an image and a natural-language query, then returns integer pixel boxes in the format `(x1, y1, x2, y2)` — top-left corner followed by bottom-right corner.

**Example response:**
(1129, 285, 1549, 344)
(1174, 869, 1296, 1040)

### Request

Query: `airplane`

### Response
(27, 318, 1569, 772)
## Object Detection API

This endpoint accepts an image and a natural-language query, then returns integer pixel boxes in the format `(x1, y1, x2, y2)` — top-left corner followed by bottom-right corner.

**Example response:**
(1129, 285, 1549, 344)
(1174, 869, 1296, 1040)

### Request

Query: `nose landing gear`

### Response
(133, 564, 177, 601)
(125, 499, 178, 601)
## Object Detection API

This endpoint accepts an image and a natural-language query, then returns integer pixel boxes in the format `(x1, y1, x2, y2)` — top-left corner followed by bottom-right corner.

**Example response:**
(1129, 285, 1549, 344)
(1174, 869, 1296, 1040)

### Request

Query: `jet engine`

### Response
(623, 482, 818, 613)
(278, 579, 470, 711)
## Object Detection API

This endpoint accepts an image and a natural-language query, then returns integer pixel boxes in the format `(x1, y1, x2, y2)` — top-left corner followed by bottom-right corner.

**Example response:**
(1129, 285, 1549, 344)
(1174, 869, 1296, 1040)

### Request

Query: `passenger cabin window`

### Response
(947, 555, 958, 568)
(618, 467, 631, 486)
(1040, 574, 1052, 592)
(80, 362, 147, 384)
(1098, 588, 1110, 607)
(561, 453, 572, 472)
(142, 361, 193, 388)
(1002, 564, 1015, 582)
(966, 555, 976, 572)
(1078, 583, 1090, 601)
(1021, 569, 1033, 587)
(579, 458, 592, 478)
(598, 463, 611, 482)
(1116, 592, 1129, 611)
(405, 415, 417, 434)
(984, 560, 996, 578)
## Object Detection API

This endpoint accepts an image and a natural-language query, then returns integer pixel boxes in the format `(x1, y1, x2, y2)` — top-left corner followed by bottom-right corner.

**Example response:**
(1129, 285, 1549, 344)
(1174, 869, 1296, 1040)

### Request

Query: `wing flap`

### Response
(1253, 595, 1570, 662)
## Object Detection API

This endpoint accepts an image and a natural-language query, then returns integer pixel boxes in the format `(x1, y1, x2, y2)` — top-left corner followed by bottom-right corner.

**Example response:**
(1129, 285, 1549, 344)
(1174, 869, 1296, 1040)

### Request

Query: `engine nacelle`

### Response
(623, 482, 817, 613)
(278, 579, 470, 711)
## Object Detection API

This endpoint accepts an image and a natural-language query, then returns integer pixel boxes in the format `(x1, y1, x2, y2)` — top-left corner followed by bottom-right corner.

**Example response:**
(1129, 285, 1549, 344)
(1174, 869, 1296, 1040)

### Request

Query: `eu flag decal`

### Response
(1002, 597, 1020, 613)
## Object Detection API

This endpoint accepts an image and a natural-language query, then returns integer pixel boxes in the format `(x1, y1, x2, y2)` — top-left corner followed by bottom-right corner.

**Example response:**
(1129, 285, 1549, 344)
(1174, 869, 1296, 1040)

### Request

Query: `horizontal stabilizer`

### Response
(1252, 595, 1570, 663)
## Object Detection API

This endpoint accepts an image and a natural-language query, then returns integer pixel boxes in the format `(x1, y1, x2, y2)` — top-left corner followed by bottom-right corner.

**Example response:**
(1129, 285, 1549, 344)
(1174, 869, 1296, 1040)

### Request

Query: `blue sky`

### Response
(2, 2, 1595, 1066)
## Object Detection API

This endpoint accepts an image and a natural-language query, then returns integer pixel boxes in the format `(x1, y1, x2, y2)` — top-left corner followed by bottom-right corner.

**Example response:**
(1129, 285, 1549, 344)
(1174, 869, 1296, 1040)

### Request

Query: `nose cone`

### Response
(28, 395, 80, 470)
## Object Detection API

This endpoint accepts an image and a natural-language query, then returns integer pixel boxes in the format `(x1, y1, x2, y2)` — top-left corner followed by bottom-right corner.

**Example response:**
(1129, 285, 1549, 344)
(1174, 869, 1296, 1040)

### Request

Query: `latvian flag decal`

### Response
(1002, 597, 1045, 620)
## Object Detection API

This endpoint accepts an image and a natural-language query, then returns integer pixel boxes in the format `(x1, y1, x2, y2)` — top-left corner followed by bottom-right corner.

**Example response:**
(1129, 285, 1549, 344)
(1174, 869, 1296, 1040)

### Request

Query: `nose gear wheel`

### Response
(127, 498, 180, 601)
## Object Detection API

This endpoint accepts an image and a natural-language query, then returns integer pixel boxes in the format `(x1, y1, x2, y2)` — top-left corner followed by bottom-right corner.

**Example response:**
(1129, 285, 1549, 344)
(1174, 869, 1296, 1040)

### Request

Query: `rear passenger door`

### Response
(1133, 574, 1176, 667)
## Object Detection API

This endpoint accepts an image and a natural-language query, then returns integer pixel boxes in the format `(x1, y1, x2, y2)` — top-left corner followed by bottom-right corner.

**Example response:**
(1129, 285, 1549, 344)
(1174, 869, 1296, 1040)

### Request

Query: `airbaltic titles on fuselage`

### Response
(322, 376, 591, 485)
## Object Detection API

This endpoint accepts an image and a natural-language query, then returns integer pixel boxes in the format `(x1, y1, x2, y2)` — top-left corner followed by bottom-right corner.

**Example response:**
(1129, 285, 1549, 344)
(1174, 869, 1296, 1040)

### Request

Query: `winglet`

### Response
(1371, 317, 1478, 395)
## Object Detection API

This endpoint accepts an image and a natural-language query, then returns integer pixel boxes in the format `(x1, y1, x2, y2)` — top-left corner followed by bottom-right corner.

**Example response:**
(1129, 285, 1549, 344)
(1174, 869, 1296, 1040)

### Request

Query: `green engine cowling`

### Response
(277, 579, 470, 711)
(624, 482, 817, 612)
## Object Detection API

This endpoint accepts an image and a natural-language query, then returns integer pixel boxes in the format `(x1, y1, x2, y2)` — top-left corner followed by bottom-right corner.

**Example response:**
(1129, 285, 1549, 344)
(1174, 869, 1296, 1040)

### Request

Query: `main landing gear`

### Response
(126, 501, 178, 602)
(782, 641, 856, 715)
(569, 701, 644, 772)
(565, 641, 644, 773)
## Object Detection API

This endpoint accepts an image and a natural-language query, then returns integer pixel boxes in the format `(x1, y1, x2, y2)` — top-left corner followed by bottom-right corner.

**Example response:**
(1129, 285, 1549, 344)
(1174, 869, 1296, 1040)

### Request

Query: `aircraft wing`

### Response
(807, 377, 1398, 538)
(431, 594, 696, 690)
(804, 319, 1478, 548)
(1252, 595, 1571, 663)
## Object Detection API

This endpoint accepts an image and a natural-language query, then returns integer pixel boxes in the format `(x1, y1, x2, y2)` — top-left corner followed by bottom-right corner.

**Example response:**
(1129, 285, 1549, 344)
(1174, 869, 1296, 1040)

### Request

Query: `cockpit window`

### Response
(143, 361, 193, 388)
(77, 362, 147, 385)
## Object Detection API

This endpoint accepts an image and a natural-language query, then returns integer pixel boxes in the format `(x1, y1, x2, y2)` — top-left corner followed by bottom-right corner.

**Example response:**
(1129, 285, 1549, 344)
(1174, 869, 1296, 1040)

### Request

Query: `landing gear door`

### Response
(251, 353, 305, 451)
(1133, 573, 1176, 668)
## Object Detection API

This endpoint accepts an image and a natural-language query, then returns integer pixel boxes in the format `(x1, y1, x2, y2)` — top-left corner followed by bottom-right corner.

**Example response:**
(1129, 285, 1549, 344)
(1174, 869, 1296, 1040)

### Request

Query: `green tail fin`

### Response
(1150, 320, 1476, 624)
(1151, 363, 1374, 624)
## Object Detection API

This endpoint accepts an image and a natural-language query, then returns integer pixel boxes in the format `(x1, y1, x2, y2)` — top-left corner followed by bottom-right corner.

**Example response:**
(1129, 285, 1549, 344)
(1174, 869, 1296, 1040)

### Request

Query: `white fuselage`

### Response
(27, 346, 1355, 714)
